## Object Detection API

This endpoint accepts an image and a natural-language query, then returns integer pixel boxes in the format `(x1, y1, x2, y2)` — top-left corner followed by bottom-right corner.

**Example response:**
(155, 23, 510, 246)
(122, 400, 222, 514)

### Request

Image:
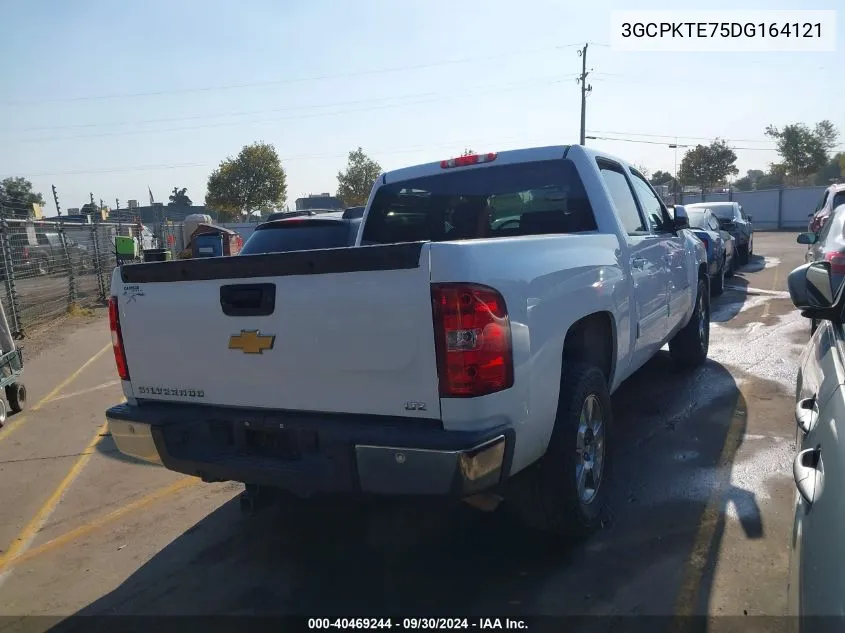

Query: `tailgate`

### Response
(114, 243, 441, 419)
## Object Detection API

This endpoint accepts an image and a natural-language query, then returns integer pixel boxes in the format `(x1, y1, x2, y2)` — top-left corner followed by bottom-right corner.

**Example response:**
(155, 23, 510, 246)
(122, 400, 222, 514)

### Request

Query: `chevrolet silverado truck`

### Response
(106, 145, 708, 535)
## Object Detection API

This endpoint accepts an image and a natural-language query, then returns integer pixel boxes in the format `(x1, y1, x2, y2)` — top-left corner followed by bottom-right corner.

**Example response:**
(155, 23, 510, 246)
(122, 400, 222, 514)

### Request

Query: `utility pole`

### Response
(669, 141, 679, 202)
(577, 43, 592, 145)
(51, 185, 61, 217)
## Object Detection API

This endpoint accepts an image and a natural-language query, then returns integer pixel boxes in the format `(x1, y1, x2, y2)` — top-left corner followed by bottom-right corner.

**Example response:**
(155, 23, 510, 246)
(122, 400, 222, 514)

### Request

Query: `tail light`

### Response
(22, 247, 29, 259)
(108, 296, 130, 380)
(697, 234, 710, 254)
(431, 283, 513, 397)
(825, 252, 845, 275)
(440, 153, 497, 169)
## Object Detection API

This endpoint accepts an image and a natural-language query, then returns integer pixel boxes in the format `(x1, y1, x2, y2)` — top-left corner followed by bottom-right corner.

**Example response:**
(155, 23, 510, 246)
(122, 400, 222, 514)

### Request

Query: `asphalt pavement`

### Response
(0, 232, 808, 631)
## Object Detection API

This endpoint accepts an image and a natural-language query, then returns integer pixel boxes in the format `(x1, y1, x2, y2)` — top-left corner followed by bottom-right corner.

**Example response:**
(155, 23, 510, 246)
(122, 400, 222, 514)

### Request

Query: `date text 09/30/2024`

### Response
(307, 618, 528, 630)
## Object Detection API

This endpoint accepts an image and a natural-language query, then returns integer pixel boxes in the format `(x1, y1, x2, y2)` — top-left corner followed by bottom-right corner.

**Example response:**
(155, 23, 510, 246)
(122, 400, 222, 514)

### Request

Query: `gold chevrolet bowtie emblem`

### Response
(228, 330, 276, 354)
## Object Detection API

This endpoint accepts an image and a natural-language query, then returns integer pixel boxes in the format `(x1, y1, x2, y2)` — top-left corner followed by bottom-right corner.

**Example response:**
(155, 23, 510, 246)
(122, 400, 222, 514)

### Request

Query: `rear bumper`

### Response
(106, 402, 514, 498)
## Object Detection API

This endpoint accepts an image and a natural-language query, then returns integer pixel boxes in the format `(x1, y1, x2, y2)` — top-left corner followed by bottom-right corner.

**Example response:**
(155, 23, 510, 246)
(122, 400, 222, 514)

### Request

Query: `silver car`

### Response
(787, 260, 845, 625)
(797, 203, 845, 334)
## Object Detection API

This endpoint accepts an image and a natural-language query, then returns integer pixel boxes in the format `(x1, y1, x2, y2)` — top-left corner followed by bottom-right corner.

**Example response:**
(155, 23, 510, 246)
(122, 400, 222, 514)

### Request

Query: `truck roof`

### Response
(380, 144, 633, 185)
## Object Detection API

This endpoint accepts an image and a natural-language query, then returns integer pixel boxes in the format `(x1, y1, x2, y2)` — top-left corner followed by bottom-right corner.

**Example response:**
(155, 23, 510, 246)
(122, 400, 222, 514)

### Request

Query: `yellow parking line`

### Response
(8, 477, 199, 570)
(0, 342, 111, 443)
(0, 422, 107, 571)
(761, 258, 782, 319)
(670, 400, 746, 626)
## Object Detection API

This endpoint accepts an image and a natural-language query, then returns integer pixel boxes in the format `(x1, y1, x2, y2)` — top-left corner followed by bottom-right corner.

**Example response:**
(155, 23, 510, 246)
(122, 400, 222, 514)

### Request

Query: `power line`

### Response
(8, 130, 843, 179)
(585, 134, 779, 150)
(587, 129, 775, 144)
(585, 133, 845, 152)
(0, 44, 580, 107)
(1, 133, 566, 179)
(4, 75, 575, 134)
(5, 77, 569, 144)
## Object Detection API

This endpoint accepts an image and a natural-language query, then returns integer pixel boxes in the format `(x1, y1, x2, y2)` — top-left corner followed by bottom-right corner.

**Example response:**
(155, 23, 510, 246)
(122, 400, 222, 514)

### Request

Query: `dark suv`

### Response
(684, 201, 754, 264)
(240, 212, 362, 255)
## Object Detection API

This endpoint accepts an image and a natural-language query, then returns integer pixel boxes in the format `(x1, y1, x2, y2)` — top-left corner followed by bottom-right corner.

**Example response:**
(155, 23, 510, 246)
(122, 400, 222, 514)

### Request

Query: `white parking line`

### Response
(46, 380, 121, 404)
(724, 285, 790, 298)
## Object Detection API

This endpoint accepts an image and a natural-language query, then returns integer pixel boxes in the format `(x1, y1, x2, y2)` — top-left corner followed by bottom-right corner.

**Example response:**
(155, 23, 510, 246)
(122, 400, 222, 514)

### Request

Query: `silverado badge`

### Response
(229, 330, 276, 355)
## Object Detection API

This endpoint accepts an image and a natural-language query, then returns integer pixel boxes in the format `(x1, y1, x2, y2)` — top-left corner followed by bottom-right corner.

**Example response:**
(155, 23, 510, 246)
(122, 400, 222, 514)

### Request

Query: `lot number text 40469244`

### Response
(307, 618, 529, 630)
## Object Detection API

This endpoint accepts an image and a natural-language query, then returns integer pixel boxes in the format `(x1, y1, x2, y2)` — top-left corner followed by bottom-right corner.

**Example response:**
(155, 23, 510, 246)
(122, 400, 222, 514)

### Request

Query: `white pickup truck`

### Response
(106, 145, 708, 535)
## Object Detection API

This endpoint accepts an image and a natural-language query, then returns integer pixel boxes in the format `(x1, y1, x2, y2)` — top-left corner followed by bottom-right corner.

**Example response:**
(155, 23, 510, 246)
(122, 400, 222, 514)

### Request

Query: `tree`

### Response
(765, 120, 839, 185)
(677, 139, 739, 192)
(649, 170, 675, 187)
(733, 169, 764, 191)
(205, 142, 287, 221)
(336, 147, 382, 206)
(168, 187, 192, 206)
(813, 152, 845, 185)
(0, 177, 45, 214)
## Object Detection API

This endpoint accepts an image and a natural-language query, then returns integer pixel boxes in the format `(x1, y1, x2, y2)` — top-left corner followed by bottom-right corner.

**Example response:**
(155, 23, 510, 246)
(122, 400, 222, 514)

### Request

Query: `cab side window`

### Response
(629, 170, 674, 232)
(596, 160, 646, 235)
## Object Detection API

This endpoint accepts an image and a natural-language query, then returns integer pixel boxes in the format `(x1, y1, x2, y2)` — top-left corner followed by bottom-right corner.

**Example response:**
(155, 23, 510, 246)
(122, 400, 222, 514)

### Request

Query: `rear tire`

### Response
(507, 362, 611, 537)
(669, 277, 710, 369)
(6, 382, 26, 413)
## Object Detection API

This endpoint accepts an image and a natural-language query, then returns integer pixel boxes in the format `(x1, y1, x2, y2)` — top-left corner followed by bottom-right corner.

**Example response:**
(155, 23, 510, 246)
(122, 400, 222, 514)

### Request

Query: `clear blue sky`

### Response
(1, 0, 843, 211)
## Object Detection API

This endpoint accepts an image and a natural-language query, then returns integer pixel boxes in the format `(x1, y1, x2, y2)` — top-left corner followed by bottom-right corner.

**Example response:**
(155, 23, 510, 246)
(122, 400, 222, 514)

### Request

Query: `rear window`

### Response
(240, 221, 353, 255)
(361, 159, 596, 245)
(708, 206, 736, 220)
(687, 211, 708, 229)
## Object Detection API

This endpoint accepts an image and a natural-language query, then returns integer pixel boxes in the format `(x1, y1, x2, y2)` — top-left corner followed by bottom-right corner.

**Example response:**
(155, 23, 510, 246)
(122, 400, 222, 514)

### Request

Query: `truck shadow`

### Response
(48, 354, 782, 632)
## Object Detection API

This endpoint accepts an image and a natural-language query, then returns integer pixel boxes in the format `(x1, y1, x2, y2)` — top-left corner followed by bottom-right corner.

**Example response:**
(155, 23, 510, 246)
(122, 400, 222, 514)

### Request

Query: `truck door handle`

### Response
(796, 397, 819, 434)
(220, 283, 276, 317)
(631, 257, 646, 270)
(793, 447, 824, 505)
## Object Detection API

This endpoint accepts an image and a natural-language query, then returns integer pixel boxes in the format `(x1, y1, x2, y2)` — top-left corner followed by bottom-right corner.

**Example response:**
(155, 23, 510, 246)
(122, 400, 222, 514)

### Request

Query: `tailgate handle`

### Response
(220, 283, 276, 317)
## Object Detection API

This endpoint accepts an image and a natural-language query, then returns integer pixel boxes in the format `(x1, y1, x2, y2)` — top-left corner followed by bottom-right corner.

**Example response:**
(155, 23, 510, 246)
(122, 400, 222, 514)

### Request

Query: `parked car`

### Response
(105, 145, 708, 536)
(796, 203, 845, 334)
(685, 201, 754, 265)
(239, 211, 363, 255)
(680, 205, 736, 296)
(807, 183, 845, 234)
(785, 259, 845, 622)
(9, 231, 90, 277)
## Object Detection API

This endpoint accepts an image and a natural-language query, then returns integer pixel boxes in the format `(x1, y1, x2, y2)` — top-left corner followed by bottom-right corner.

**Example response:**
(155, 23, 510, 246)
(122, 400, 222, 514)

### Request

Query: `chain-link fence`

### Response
(0, 208, 185, 337)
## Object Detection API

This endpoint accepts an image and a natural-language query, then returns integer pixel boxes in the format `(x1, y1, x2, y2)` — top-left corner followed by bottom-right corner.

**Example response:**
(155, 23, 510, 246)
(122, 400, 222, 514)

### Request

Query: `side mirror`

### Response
(797, 232, 818, 245)
(673, 205, 690, 230)
(788, 262, 842, 319)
